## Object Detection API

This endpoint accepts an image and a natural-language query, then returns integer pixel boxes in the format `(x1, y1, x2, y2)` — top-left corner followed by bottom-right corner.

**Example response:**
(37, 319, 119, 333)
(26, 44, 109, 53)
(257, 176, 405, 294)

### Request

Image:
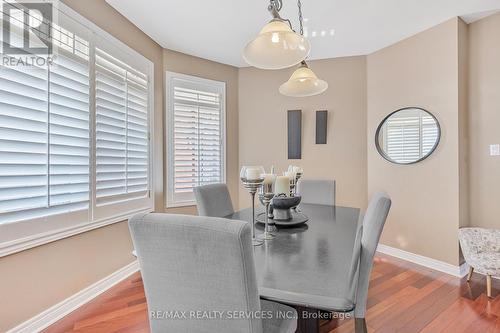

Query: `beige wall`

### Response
(469, 13, 500, 229)
(163, 49, 240, 213)
(367, 18, 465, 265)
(238, 56, 367, 209)
(1, 0, 162, 331)
(0, 222, 134, 331)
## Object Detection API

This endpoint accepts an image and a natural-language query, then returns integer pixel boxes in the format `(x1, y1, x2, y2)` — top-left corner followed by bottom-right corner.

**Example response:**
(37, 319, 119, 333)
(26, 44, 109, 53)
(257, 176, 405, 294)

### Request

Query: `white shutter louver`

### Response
(95, 48, 149, 205)
(167, 73, 225, 207)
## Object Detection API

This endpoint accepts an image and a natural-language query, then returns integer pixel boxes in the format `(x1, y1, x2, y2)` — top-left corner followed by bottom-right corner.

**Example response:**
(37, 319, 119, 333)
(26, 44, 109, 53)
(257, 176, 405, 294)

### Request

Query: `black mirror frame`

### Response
(375, 107, 441, 165)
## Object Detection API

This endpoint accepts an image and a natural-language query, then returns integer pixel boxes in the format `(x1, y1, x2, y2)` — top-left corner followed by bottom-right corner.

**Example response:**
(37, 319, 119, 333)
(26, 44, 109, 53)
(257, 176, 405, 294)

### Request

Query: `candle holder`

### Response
(258, 186, 277, 241)
(240, 166, 265, 246)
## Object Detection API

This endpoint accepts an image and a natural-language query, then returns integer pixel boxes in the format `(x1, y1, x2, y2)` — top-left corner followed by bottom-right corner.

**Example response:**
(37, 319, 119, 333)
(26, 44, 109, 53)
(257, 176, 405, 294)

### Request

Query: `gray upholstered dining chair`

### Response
(352, 192, 391, 332)
(296, 179, 336, 206)
(194, 183, 234, 217)
(129, 213, 297, 333)
(331, 192, 391, 333)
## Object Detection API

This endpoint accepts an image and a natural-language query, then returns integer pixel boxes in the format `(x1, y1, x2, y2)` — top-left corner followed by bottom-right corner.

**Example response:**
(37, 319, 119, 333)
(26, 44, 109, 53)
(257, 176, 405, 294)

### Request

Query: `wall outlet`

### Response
(490, 144, 500, 156)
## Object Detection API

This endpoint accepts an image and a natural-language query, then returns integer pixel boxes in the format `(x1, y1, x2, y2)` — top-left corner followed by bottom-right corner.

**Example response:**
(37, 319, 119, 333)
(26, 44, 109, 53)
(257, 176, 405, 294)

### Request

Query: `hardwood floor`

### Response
(43, 253, 500, 333)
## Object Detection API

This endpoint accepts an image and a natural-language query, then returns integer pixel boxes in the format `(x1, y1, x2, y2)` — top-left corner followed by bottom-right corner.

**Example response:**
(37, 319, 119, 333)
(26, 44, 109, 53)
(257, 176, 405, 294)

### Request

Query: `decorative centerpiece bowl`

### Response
(272, 195, 301, 221)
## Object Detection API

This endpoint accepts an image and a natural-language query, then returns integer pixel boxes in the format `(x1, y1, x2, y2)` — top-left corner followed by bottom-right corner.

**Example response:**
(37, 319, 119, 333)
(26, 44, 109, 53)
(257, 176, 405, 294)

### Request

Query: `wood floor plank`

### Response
(44, 255, 499, 333)
(367, 275, 453, 330)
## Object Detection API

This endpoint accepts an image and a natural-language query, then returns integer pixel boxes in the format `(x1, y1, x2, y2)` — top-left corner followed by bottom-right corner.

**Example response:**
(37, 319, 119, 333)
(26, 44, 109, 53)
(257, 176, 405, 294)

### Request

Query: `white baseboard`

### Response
(7, 260, 140, 333)
(377, 244, 468, 278)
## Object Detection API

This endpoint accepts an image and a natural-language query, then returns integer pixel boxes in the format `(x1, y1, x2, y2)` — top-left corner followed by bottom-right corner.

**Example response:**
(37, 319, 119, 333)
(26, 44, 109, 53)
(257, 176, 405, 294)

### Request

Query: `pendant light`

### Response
(279, 60, 328, 97)
(243, 0, 310, 70)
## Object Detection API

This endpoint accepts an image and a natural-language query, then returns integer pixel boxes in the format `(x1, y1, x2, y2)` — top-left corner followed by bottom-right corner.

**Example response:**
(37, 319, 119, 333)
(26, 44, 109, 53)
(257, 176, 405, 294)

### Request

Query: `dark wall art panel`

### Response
(287, 110, 302, 159)
(316, 110, 328, 144)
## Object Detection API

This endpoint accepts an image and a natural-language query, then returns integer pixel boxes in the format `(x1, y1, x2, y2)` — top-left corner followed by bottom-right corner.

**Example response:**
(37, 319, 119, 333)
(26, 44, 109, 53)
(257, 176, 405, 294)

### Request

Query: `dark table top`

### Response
(225, 203, 362, 310)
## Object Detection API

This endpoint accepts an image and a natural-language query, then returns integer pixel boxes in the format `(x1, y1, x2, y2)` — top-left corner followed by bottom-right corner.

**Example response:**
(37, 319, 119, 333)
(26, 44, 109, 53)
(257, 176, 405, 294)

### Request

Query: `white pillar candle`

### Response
(245, 167, 261, 180)
(275, 176, 290, 196)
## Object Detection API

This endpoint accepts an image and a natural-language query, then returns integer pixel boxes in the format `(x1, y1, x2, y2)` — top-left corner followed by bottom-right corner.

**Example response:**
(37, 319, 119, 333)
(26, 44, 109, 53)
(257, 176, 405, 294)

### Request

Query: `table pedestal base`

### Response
(296, 307, 319, 333)
(294, 308, 367, 333)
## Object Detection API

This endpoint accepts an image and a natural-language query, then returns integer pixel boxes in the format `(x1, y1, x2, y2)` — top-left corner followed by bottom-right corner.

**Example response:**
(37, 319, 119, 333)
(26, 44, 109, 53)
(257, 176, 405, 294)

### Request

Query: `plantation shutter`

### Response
(95, 48, 149, 205)
(167, 73, 225, 207)
(0, 41, 90, 223)
(385, 116, 421, 163)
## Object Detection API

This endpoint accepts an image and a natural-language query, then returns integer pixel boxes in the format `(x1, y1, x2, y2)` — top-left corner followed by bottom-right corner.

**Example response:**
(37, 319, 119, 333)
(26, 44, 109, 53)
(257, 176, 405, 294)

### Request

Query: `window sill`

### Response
(165, 201, 197, 209)
(0, 208, 153, 258)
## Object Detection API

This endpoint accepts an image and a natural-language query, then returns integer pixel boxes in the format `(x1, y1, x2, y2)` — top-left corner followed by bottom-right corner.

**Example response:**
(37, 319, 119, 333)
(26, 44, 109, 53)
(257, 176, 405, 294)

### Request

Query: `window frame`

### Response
(0, 2, 155, 257)
(165, 71, 226, 208)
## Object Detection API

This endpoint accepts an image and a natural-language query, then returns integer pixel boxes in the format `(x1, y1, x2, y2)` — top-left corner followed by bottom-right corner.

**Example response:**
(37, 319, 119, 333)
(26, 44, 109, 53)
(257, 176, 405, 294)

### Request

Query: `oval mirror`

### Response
(376, 107, 440, 164)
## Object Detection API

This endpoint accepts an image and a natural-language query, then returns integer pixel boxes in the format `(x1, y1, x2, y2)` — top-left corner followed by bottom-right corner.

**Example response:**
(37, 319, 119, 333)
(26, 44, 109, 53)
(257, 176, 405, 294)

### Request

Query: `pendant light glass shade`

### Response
(243, 20, 311, 70)
(279, 62, 328, 97)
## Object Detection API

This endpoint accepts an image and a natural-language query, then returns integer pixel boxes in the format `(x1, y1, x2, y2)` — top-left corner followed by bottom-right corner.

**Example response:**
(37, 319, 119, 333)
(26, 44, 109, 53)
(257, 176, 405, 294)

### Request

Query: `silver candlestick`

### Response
(241, 177, 264, 246)
(289, 176, 297, 197)
(292, 171, 303, 212)
(294, 172, 303, 195)
(258, 184, 276, 241)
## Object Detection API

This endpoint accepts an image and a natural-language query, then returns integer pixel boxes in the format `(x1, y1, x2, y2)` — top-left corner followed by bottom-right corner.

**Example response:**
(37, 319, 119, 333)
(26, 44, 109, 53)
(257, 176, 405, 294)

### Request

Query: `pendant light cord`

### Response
(297, 0, 304, 36)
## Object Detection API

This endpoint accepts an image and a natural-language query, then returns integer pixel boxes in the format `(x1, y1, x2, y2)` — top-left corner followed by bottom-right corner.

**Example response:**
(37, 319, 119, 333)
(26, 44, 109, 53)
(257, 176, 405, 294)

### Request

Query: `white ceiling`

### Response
(106, 0, 500, 68)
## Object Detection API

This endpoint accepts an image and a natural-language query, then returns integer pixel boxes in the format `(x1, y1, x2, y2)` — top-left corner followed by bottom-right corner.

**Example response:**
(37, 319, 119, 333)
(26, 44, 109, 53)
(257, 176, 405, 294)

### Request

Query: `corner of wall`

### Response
(458, 18, 470, 229)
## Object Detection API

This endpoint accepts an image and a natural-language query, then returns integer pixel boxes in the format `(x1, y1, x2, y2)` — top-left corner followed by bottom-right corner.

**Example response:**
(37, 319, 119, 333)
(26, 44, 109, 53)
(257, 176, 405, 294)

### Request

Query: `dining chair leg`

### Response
(487, 274, 492, 298)
(354, 317, 367, 333)
(467, 266, 474, 282)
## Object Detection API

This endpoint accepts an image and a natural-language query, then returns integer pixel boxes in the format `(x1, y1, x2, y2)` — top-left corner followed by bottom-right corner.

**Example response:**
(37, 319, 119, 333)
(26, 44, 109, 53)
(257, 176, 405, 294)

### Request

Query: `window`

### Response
(0, 3, 153, 256)
(166, 72, 225, 207)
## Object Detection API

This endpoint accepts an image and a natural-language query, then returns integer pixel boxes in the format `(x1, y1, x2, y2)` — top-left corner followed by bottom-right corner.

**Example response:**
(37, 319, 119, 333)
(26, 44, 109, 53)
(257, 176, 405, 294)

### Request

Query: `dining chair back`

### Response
(296, 179, 336, 206)
(129, 213, 296, 333)
(194, 183, 234, 217)
(354, 192, 391, 319)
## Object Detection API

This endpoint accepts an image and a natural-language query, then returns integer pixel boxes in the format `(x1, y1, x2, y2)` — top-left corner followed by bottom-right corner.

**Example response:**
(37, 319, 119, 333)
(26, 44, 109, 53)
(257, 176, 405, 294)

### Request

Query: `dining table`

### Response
(225, 203, 363, 333)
